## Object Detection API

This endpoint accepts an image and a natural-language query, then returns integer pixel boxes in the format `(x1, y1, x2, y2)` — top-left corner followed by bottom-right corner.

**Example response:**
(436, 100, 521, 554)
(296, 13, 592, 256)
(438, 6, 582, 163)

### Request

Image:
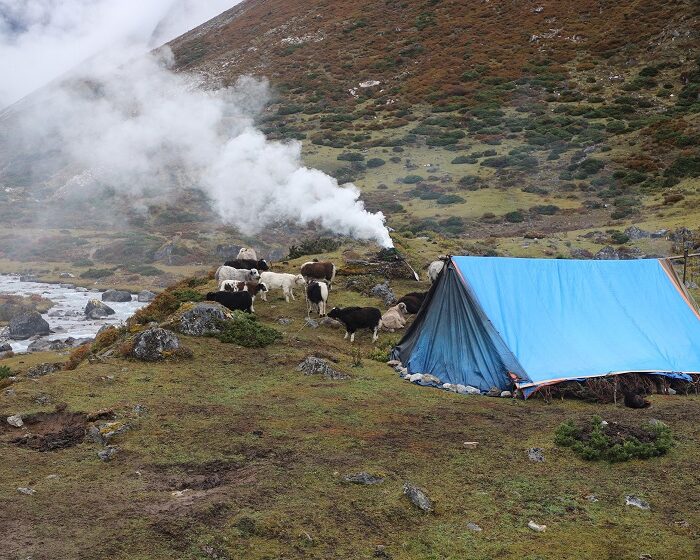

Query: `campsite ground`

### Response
(1, 264, 698, 560)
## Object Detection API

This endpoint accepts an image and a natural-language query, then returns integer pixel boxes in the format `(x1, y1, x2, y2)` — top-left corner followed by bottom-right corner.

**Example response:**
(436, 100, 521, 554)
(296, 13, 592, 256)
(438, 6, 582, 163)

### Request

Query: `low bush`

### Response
(555, 415, 673, 462)
(366, 158, 386, 168)
(217, 312, 282, 348)
(437, 194, 465, 205)
(0, 365, 12, 379)
(80, 268, 114, 279)
(402, 175, 424, 184)
(64, 344, 92, 371)
(504, 211, 524, 223)
(288, 238, 341, 259)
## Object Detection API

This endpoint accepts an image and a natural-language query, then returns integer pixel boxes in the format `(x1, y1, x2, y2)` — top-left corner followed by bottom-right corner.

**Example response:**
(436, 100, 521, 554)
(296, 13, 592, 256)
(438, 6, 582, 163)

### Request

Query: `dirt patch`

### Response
(577, 420, 658, 445)
(1, 411, 87, 452)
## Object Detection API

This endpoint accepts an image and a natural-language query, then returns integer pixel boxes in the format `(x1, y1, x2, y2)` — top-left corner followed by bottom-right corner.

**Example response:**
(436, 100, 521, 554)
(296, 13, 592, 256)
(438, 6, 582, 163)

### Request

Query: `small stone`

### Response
(625, 496, 650, 510)
(17, 487, 35, 495)
(343, 472, 385, 485)
(419, 373, 441, 385)
(500, 391, 512, 398)
(639, 554, 652, 560)
(463, 441, 478, 449)
(7, 415, 23, 428)
(585, 494, 599, 502)
(466, 522, 482, 532)
(486, 386, 501, 397)
(528, 520, 546, 532)
(386, 359, 401, 367)
(527, 448, 545, 463)
(668, 388, 677, 395)
(304, 318, 319, 329)
(373, 545, 391, 558)
(648, 418, 666, 428)
(86, 425, 106, 445)
(403, 482, 433, 512)
(457, 384, 481, 395)
(277, 318, 293, 325)
(46, 474, 59, 480)
(408, 373, 423, 383)
(133, 404, 147, 416)
(319, 316, 342, 329)
(98, 446, 119, 462)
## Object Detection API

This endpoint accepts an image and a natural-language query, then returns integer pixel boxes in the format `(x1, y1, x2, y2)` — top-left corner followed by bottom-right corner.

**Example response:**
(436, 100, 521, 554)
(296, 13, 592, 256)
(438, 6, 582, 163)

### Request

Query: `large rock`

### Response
(131, 328, 180, 361)
(178, 303, 230, 336)
(26, 362, 62, 379)
(101, 289, 132, 303)
(297, 356, 349, 380)
(370, 282, 397, 306)
(624, 226, 650, 240)
(403, 482, 433, 512)
(137, 290, 156, 303)
(594, 246, 620, 260)
(85, 300, 115, 319)
(8, 312, 50, 340)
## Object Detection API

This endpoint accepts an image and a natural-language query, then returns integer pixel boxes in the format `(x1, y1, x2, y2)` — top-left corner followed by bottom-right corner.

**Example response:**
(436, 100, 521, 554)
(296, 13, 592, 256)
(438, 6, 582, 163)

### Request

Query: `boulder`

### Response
(297, 356, 349, 380)
(98, 446, 119, 462)
(178, 302, 229, 336)
(101, 289, 132, 303)
(594, 246, 619, 260)
(85, 300, 115, 319)
(370, 282, 397, 306)
(486, 386, 501, 397)
(59, 272, 75, 278)
(569, 248, 593, 260)
(0, 342, 11, 352)
(131, 328, 180, 361)
(26, 362, 62, 379)
(137, 290, 156, 303)
(403, 482, 433, 512)
(624, 226, 650, 240)
(625, 495, 650, 510)
(8, 312, 50, 340)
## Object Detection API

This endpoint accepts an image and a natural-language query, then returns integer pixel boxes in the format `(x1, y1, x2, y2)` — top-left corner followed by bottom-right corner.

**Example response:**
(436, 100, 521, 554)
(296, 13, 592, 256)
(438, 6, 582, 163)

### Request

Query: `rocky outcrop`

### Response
(297, 356, 349, 380)
(177, 303, 230, 336)
(85, 300, 115, 319)
(131, 328, 180, 361)
(101, 290, 132, 303)
(370, 282, 397, 306)
(137, 290, 156, 303)
(8, 312, 50, 340)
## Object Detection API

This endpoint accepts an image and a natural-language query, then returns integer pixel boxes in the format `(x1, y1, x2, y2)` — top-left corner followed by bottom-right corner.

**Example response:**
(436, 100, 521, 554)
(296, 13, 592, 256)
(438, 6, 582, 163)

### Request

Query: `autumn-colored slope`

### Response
(171, 0, 696, 105)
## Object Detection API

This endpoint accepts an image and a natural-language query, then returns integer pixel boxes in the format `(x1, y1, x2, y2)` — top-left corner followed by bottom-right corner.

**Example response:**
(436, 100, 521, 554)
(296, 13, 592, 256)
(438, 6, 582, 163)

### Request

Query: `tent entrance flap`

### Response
(392, 259, 530, 391)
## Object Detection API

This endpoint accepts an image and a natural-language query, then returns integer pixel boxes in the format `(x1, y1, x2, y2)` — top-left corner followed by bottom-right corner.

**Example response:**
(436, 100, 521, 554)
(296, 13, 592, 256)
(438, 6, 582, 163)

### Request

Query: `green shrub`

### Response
(0, 365, 12, 379)
(217, 312, 282, 348)
(451, 155, 478, 164)
(172, 289, 204, 303)
(124, 264, 164, 276)
(437, 194, 465, 205)
(72, 258, 94, 267)
(530, 205, 559, 215)
(288, 237, 341, 259)
(337, 152, 365, 161)
(366, 158, 386, 168)
(555, 415, 673, 462)
(402, 175, 424, 184)
(504, 211, 524, 223)
(610, 232, 630, 244)
(80, 268, 115, 279)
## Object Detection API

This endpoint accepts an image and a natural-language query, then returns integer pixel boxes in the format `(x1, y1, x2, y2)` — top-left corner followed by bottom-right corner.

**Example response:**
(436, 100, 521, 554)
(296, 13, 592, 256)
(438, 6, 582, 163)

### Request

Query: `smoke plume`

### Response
(0, 0, 240, 107)
(10, 49, 393, 247)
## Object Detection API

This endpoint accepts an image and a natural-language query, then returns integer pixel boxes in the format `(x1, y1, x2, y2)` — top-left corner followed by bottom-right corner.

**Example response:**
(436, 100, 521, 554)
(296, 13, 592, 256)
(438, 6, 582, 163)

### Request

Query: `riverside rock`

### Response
(101, 290, 132, 303)
(85, 300, 115, 319)
(131, 328, 180, 361)
(137, 290, 156, 303)
(8, 312, 50, 340)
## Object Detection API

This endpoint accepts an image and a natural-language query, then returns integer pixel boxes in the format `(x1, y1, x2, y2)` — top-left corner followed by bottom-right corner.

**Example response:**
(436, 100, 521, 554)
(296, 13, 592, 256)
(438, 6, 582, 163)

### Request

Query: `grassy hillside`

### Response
(1, 254, 699, 559)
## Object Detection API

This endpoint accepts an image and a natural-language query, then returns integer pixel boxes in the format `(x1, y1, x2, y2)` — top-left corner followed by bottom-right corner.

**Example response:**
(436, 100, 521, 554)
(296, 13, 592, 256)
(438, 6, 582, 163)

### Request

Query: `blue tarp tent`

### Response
(392, 257, 700, 395)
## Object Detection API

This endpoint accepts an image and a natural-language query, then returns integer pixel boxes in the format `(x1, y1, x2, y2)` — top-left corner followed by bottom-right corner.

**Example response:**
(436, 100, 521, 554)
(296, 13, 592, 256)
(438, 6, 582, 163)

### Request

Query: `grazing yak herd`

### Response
(207, 247, 445, 343)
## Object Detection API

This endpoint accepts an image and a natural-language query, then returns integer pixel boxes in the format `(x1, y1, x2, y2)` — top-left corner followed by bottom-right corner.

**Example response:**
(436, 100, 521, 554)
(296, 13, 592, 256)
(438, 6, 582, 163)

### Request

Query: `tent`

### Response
(392, 256, 700, 396)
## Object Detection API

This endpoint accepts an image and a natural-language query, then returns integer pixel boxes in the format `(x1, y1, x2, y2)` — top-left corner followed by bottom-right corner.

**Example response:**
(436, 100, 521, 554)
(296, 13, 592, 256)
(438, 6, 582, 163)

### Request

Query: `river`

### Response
(0, 275, 147, 353)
